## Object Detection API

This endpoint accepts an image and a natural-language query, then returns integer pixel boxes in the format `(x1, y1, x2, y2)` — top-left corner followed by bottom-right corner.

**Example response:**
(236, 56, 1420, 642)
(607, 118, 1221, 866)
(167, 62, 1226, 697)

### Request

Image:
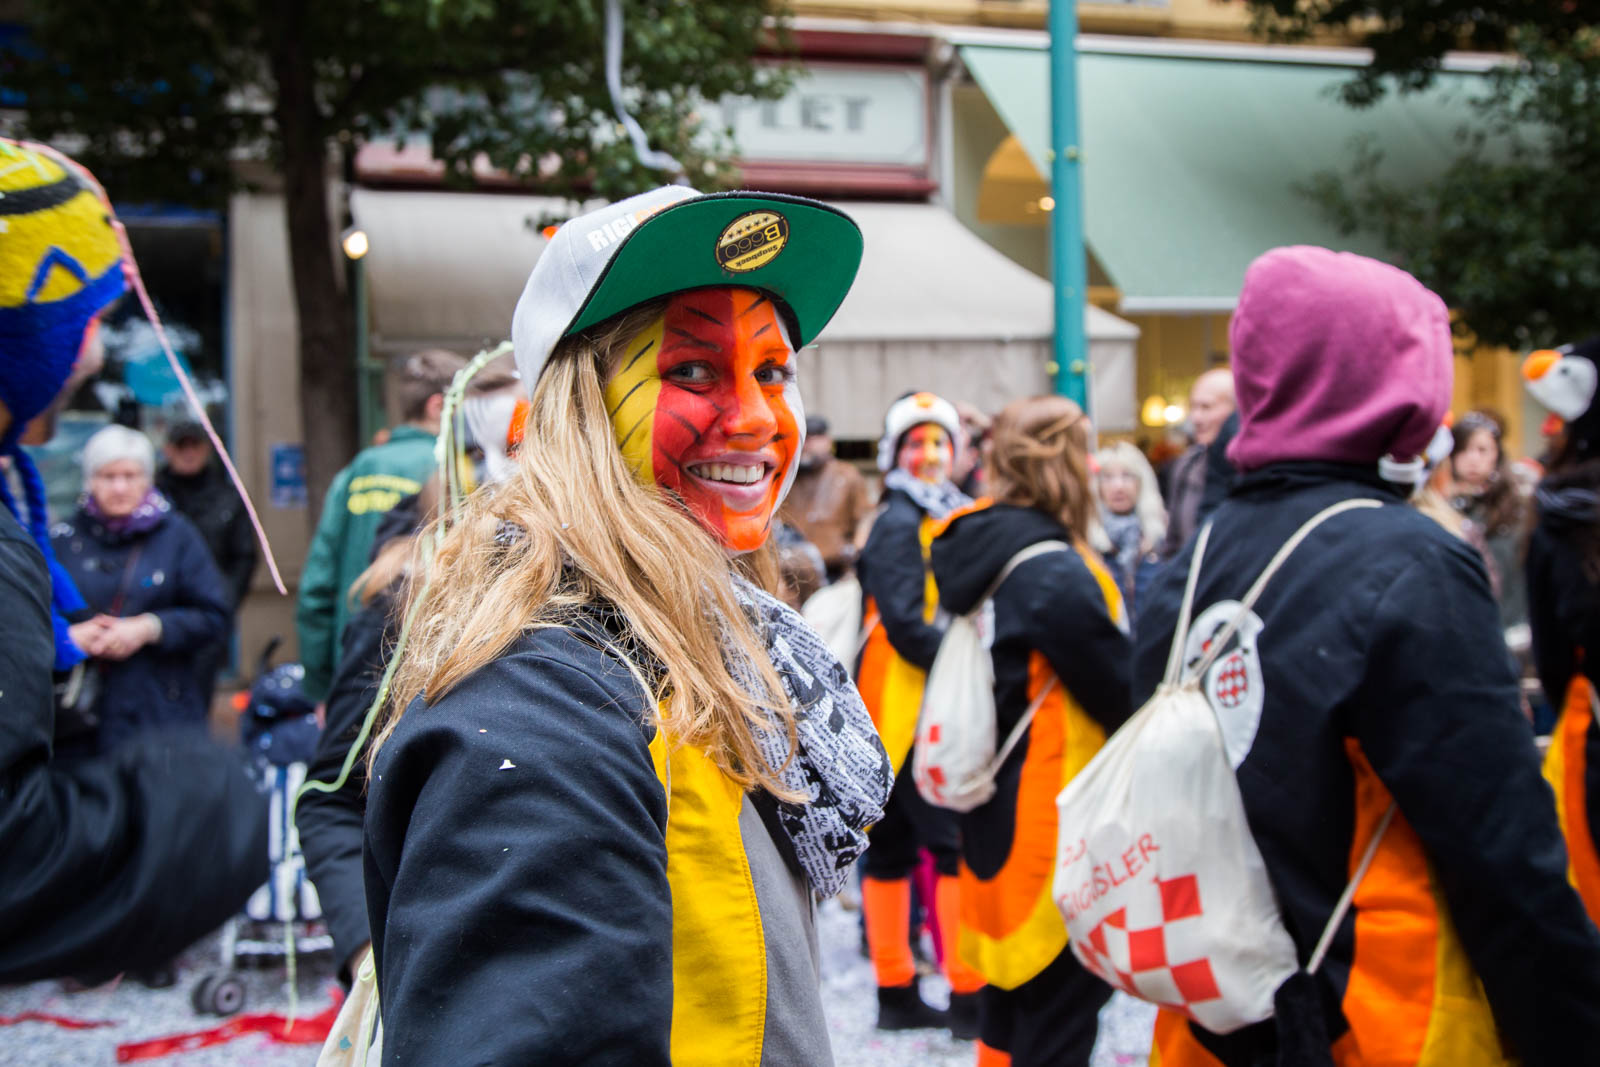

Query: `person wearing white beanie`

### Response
(856, 389, 985, 1036)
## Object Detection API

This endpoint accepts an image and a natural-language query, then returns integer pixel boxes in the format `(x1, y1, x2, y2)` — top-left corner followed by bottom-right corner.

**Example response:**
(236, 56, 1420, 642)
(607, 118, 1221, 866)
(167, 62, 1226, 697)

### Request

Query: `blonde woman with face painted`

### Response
(362, 188, 891, 1066)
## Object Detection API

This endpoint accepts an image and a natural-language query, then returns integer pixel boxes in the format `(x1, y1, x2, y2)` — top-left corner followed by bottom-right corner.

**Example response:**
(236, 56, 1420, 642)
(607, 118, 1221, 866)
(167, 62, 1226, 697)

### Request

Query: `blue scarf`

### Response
(1, 446, 88, 670)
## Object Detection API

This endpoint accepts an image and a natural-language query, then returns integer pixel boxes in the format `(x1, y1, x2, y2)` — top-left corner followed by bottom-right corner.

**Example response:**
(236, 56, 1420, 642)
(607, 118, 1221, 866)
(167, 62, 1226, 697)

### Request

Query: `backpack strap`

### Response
(1162, 523, 1215, 687)
(1183, 497, 1383, 687)
(944, 539, 1072, 799)
(975, 539, 1071, 613)
(1306, 801, 1397, 974)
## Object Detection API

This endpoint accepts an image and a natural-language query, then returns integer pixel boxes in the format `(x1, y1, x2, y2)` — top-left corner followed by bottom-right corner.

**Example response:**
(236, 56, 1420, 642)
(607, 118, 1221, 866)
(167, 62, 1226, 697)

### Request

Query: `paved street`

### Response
(818, 898, 1155, 1067)
(0, 901, 1153, 1065)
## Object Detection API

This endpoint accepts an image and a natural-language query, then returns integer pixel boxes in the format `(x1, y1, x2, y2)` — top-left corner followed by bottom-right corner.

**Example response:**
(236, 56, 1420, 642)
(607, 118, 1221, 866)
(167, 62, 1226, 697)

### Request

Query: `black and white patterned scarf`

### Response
(501, 524, 890, 897)
(882, 467, 972, 520)
(728, 577, 892, 897)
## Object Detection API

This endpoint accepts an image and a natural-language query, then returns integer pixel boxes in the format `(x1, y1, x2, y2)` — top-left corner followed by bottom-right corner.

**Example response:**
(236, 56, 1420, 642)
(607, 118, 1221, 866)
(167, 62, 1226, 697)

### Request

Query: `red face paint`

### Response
(609, 287, 799, 552)
(898, 422, 953, 484)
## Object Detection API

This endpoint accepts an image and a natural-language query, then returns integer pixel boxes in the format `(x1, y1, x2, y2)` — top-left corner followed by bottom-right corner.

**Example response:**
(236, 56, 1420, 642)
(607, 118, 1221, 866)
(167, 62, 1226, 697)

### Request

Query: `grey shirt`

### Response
(740, 798, 834, 1067)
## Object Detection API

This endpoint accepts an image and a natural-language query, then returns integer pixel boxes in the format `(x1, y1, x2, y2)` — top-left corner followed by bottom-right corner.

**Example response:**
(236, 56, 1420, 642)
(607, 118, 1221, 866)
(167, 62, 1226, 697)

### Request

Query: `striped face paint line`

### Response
(898, 423, 953, 484)
(606, 287, 801, 553)
(604, 316, 666, 481)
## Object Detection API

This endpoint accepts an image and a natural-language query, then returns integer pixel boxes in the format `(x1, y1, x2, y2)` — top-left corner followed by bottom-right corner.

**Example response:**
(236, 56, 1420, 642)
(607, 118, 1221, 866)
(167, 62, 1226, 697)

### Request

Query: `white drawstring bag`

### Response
(801, 575, 877, 674)
(317, 946, 383, 1067)
(1052, 500, 1393, 1034)
(914, 541, 1068, 812)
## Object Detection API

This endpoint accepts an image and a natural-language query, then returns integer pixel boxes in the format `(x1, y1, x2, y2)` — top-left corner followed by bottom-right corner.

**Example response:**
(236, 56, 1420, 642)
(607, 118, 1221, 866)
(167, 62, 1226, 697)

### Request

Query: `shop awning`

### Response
(804, 200, 1139, 436)
(352, 190, 1142, 434)
(960, 43, 1486, 311)
(351, 188, 573, 352)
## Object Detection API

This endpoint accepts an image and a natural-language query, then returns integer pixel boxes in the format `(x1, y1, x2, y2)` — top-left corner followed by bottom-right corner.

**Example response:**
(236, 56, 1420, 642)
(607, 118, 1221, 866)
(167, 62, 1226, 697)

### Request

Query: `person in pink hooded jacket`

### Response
(1131, 247, 1600, 1067)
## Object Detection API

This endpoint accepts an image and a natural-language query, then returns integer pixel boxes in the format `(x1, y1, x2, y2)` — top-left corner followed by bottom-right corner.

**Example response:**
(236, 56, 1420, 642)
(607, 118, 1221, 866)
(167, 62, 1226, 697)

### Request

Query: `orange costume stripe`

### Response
(960, 650, 1107, 991)
(1152, 741, 1507, 1067)
(1544, 674, 1600, 926)
(855, 517, 941, 776)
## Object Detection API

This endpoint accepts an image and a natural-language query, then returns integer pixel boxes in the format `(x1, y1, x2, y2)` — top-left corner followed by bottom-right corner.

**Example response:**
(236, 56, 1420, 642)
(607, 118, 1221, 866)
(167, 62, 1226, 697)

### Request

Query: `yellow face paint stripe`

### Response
(604, 316, 665, 482)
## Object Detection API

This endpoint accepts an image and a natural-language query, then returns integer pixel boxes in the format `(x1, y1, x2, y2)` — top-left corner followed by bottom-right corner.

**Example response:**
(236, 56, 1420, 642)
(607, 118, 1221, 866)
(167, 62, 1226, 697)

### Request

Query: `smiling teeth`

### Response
(690, 463, 765, 484)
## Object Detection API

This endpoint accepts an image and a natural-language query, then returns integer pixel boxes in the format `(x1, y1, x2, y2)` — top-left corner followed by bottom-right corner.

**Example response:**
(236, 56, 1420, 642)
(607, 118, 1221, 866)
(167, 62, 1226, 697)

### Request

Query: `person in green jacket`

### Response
(295, 348, 466, 702)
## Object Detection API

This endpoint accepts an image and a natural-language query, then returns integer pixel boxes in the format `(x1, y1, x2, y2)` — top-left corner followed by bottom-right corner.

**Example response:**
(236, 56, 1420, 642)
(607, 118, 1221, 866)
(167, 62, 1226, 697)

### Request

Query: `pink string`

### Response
(111, 224, 286, 594)
(21, 139, 288, 595)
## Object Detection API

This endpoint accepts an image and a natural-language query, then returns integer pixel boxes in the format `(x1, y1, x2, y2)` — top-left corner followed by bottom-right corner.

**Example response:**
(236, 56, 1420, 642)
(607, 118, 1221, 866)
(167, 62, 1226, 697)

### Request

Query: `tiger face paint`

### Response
(898, 423, 953, 485)
(604, 287, 802, 553)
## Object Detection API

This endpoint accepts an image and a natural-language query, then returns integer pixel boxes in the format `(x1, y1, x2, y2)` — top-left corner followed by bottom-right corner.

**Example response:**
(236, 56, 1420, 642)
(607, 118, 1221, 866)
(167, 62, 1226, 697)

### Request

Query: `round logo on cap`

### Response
(716, 210, 789, 273)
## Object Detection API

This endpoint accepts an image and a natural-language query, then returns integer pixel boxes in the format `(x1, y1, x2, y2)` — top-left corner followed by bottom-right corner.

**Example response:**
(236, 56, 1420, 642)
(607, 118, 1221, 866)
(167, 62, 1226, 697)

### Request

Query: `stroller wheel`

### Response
(190, 974, 217, 1015)
(209, 975, 247, 1016)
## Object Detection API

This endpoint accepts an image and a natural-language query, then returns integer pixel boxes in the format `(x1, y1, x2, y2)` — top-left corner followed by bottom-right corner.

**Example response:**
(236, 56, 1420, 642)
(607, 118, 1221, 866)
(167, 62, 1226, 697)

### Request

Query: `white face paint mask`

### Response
(462, 391, 524, 487)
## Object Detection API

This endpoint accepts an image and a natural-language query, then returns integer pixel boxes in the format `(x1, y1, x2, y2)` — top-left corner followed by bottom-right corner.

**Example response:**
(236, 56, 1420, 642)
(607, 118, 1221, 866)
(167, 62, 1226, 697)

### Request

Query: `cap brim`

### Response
(566, 192, 862, 348)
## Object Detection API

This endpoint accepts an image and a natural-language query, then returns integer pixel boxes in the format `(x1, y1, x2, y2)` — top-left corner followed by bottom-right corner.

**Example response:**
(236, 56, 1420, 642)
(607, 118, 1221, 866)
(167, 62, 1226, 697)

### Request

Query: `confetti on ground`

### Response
(0, 895, 1153, 1066)
(816, 896, 1153, 1067)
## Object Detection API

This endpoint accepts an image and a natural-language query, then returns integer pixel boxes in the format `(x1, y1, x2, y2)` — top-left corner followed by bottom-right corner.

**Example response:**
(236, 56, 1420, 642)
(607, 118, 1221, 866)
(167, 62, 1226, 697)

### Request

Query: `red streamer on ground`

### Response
(0, 1011, 116, 1030)
(113, 988, 342, 1062)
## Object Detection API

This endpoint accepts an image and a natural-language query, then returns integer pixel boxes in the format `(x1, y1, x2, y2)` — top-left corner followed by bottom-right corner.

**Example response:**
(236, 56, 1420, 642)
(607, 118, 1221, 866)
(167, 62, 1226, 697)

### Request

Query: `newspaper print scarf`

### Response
(882, 467, 972, 520)
(728, 576, 892, 897)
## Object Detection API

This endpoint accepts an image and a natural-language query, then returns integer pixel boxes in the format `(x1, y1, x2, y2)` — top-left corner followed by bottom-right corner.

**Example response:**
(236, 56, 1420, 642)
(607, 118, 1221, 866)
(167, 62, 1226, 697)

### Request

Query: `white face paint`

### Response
(1529, 355, 1598, 421)
(775, 315, 805, 513)
(462, 391, 524, 486)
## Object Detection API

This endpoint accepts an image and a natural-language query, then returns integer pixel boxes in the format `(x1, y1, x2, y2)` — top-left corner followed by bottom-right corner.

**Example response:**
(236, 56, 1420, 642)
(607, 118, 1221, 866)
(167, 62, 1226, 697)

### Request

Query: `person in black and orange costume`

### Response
(1524, 336, 1600, 931)
(929, 396, 1131, 1067)
(856, 391, 986, 1034)
(1134, 248, 1600, 1067)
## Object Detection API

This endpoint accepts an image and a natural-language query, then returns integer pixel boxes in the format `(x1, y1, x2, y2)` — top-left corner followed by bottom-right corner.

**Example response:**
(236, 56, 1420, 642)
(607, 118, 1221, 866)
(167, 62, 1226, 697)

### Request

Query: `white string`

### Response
(604, 0, 683, 174)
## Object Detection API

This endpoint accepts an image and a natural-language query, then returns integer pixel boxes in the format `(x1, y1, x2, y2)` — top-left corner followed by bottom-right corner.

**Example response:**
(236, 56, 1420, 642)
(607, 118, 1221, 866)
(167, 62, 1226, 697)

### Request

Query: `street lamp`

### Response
(342, 226, 379, 445)
(341, 226, 369, 261)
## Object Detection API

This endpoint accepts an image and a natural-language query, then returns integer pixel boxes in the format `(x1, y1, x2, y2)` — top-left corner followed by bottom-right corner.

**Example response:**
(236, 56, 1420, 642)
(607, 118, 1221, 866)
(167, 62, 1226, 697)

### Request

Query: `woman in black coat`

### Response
(52, 424, 230, 755)
(1523, 336, 1600, 931)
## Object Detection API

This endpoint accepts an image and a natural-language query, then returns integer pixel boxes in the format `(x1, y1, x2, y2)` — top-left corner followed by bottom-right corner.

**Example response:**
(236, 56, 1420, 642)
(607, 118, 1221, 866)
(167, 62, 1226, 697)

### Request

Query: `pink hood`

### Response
(1227, 246, 1453, 473)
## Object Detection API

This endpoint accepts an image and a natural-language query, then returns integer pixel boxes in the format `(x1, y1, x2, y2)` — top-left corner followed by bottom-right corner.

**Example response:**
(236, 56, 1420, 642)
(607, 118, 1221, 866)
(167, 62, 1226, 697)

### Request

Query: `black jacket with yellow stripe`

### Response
(364, 610, 833, 1066)
(1132, 464, 1600, 1067)
(929, 501, 1132, 989)
(855, 486, 946, 774)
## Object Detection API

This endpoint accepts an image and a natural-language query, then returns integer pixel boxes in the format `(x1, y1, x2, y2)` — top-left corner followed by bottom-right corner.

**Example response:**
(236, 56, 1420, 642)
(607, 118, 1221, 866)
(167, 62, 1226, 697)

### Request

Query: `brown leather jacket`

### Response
(780, 458, 870, 574)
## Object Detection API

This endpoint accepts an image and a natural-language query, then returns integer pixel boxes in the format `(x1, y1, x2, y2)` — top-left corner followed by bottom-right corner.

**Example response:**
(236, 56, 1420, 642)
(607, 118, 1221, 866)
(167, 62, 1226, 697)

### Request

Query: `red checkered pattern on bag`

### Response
(1074, 873, 1223, 1021)
(1212, 651, 1250, 710)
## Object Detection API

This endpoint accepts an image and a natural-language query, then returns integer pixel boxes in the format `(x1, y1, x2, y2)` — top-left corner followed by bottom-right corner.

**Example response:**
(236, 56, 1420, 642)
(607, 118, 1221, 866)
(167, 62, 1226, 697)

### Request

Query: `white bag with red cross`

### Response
(1052, 500, 1392, 1034)
(914, 541, 1068, 813)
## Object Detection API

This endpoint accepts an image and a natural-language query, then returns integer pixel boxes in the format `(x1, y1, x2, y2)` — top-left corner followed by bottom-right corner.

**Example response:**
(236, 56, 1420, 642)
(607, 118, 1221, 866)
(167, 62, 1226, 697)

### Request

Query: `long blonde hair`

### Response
(1092, 440, 1167, 552)
(989, 395, 1094, 537)
(371, 306, 797, 794)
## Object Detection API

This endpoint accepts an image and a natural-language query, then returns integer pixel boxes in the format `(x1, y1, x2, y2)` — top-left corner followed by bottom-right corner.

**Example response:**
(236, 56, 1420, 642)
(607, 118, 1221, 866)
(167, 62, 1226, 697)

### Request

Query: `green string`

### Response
(281, 341, 511, 1030)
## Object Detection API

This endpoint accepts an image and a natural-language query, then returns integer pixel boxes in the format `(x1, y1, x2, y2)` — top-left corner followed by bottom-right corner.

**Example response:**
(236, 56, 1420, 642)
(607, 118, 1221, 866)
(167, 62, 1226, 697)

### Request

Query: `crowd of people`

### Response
(7, 142, 1600, 1067)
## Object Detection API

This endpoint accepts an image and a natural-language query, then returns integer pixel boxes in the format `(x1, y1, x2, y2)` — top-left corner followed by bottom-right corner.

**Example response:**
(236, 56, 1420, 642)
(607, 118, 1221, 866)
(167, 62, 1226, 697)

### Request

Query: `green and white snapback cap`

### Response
(510, 186, 864, 386)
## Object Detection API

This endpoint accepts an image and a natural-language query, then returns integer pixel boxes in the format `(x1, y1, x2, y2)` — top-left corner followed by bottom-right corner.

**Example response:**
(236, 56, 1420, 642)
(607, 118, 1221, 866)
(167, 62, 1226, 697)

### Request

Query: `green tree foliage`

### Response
(1244, 0, 1591, 105)
(2, 0, 786, 500)
(1298, 30, 1600, 349)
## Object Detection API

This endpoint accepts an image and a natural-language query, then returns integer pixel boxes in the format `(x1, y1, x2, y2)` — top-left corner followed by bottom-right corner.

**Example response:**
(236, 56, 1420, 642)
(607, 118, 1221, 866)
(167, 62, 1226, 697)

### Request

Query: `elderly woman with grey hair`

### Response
(51, 423, 230, 757)
(1091, 440, 1167, 623)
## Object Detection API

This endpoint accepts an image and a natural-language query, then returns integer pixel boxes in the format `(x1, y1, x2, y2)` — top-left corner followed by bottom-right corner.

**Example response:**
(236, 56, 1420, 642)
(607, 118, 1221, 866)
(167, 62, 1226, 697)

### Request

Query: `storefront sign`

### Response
(716, 65, 928, 168)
